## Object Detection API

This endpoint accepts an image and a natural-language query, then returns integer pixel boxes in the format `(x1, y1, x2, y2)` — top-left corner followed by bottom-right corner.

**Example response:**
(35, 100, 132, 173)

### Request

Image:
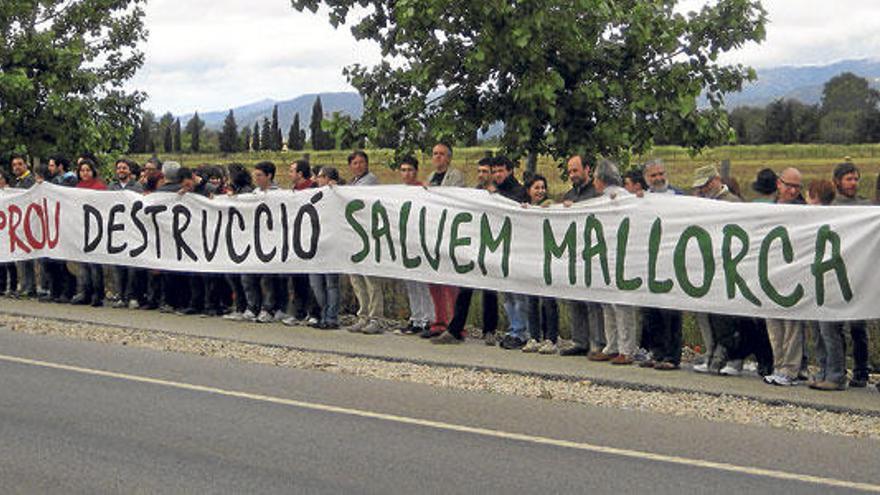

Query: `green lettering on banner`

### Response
(647, 218, 673, 294)
(673, 226, 714, 298)
(345, 200, 369, 263)
(543, 220, 577, 286)
(812, 225, 854, 305)
(371, 201, 396, 263)
(615, 217, 642, 291)
(479, 214, 511, 278)
(449, 212, 474, 274)
(419, 207, 446, 271)
(758, 226, 803, 307)
(722, 224, 761, 306)
(583, 215, 610, 287)
(399, 201, 421, 269)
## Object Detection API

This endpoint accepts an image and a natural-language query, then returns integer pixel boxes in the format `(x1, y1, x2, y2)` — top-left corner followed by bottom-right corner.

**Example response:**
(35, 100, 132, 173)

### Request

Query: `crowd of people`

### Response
(0, 146, 877, 394)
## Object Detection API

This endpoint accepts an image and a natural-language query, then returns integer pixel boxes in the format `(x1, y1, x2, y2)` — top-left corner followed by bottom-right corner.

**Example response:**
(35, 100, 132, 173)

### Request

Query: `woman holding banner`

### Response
(71, 159, 107, 307)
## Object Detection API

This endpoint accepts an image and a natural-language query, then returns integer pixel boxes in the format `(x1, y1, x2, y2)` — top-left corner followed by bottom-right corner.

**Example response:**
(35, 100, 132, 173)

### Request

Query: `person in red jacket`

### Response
(71, 159, 107, 306)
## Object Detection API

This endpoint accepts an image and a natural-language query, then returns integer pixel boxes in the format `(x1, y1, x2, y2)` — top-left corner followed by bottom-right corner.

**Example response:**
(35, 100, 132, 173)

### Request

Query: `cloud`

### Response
(131, 0, 880, 114)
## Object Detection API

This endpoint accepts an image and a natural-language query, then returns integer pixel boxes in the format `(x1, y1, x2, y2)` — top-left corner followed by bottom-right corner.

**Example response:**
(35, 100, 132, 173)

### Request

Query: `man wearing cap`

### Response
(559, 154, 605, 357)
(812, 162, 870, 390)
(691, 165, 742, 374)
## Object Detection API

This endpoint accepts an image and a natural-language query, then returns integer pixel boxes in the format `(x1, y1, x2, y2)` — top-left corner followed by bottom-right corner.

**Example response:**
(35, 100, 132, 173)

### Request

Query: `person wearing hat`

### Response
(691, 164, 744, 376)
(751, 168, 777, 203)
(692, 164, 741, 202)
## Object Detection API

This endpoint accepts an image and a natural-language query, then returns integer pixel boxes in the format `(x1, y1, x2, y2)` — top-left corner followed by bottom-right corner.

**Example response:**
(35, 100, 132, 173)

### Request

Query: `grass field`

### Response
(126, 144, 880, 365)
(130, 143, 880, 201)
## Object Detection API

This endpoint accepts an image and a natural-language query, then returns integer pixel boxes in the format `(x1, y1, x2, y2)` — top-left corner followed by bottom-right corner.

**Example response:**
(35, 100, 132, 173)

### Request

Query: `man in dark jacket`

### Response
(10, 154, 36, 297)
(489, 156, 529, 349)
(109, 159, 146, 308)
(559, 155, 605, 357)
(40, 155, 78, 302)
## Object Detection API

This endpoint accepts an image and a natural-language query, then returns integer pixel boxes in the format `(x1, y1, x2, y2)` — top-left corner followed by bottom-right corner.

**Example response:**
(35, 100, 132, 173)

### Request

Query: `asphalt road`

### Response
(0, 328, 878, 494)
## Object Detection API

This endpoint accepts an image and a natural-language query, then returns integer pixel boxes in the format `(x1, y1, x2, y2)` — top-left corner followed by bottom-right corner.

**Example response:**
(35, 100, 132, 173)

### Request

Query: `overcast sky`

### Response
(129, 0, 880, 114)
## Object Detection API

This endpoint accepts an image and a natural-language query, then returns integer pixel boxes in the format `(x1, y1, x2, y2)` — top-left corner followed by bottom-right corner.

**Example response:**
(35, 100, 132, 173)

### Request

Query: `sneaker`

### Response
(538, 341, 558, 355)
(70, 293, 89, 305)
(223, 311, 244, 321)
(400, 322, 418, 335)
(692, 363, 710, 374)
(431, 331, 463, 345)
(273, 311, 290, 322)
(500, 335, 526, 350)
(256, 310, 273, 323)
(639, 360, 656, 369)
(322, 322, 340, 330)
(719, 364, 741, 377)
(112, 299, 127, 309)
(176, 307, 199, 316)
(159, 304, 175, 314)
(773, 374, 797, 386)
(559, 345, 589, 356)
(483, 332, 497, 346)
(307, 316, 320, 326)
(241, 309, 258, 322)
(282, 316, 299, 326)
(522, 339, 541, 353)
(361, 320, 384, 335)
(128, 299, 140, 310)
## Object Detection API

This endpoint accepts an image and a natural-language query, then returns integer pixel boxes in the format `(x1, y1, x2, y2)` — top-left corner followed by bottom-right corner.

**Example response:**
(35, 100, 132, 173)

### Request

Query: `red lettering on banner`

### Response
(2, 199, 61, 254)
(24, 203, 45, 249)
(44, 199, 60, 249)
(8, 205, 30, 253)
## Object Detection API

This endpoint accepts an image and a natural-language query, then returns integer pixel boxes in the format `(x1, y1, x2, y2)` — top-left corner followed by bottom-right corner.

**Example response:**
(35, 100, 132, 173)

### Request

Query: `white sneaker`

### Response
(522, 339, 541, 353)
(282, 316, 299, 326)
(242, 309, 258, 322)
(273, 311, 289, 322)
(538, 341, 558, 355)
(719, 364, 741, 376)
(307, 316, 320, 325)
(128, 299, 140, 310)
(256, 310, 273, 323)
(223, 311, 244, 321)
(693, 363, 710, 374)
(768, 374, 797, 386)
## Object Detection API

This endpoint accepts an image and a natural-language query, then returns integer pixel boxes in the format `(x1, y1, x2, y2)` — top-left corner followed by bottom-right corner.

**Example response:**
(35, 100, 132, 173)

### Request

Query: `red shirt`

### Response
(76, 178, 107, 190)
(294, 178, 315, 190)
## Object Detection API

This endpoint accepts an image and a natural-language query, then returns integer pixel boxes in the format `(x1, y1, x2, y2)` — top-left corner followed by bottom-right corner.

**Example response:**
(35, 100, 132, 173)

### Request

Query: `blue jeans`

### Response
(309, 274, 340, 325)
(503, 293, 528, 339)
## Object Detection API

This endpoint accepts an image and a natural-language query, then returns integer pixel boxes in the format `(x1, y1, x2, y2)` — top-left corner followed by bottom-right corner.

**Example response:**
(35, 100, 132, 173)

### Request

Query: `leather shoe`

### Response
(559, 345, 588, 356)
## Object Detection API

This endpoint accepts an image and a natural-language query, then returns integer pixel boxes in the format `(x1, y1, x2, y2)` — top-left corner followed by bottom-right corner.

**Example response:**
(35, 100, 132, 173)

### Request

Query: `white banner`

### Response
(1, 182, 877, 321)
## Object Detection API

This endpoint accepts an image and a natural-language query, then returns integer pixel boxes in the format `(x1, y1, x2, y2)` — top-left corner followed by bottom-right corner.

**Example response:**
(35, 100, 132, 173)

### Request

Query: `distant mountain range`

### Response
(183, 58, 880, 132)
(713, 58, 880, 108)
(180, 92, 363, 132)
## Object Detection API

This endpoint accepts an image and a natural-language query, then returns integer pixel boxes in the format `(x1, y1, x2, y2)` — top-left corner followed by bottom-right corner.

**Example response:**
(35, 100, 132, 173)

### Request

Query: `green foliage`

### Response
(185, 112, 204, 152)
(0, 0, 148, 161)
(240, 126, 252, 152)
(324, 112, 362, 149)
(219, 110, 240, 153)
(269, 105, 282, 151)
(309, 96, 335, 150)
(173, 119, 182, 153)
(292, 0, 767, 167)
(819, 72, 880, 144)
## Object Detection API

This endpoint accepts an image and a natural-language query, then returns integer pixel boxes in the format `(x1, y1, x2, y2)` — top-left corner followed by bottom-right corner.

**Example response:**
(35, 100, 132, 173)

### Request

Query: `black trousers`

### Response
(644, 308, 683, 365)
(448, 288, 498, 339)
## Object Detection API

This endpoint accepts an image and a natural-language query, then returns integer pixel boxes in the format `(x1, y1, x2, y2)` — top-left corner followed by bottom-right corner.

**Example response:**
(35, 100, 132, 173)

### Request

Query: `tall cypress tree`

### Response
(185, 112, 204, 152)
(241, 127, 251, 152)
(163, 125, 173, 152)
(220, 110, 240, 153)
(260, 117, 272, 152)
(270, 105, 281, 151)
(310, 96, 324, 150)
(288, 113, 305, 151)
(173, 119, 182, 152)
(252, 122, 261, 151)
